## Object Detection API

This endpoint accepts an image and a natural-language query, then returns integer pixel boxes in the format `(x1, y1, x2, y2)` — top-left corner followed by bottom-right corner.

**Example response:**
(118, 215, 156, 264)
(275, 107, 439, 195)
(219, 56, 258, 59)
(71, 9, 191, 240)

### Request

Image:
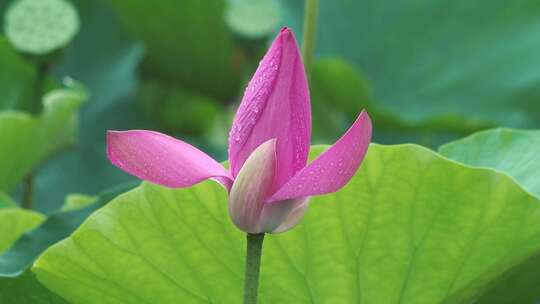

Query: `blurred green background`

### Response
(0, 0, 539, 212)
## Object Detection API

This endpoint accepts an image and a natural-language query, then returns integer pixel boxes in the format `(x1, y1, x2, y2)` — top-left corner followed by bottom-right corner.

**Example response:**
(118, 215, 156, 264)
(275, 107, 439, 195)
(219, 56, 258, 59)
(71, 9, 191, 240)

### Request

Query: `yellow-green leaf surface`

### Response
(0, 208, 66, 303)
(0, 84, 86, 192)
(0, 208, 44, 254)
(33, 145, 540, 303)
(440, 128, 540, 199)
(60, 193, 98, 212)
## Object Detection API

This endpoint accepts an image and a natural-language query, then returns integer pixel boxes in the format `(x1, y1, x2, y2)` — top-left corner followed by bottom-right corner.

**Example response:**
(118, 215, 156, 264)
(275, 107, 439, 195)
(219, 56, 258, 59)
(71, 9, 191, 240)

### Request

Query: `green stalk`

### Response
(301, 0, 319, 73)
(243, 233, 265, 304)
(21, 174, 33, 209)
(22, 62, 48, 209)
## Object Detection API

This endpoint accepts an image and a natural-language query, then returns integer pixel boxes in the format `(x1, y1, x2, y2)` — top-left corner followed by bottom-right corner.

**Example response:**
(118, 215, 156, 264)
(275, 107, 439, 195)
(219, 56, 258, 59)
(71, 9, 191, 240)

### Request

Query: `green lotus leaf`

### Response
(0, 183, 136, 276)
(33, 144, 540, 303)
(0, 83, 86, 192)
(0, 208, 44, 254)
(60, 193, 97, 212)
(0, 192, 17, 209)
(440, 128, 540, 199)
(0, 271, 67, 304)
(0, 208, 65, 303)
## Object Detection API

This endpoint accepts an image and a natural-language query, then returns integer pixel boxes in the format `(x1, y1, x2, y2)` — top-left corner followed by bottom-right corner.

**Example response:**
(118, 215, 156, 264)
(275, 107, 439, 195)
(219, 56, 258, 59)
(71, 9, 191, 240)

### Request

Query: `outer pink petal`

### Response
(107, 130, 233, 190)
(228, 139, 276, 233)
(271, 198, 310, 233)
(269, 111, 372, 202)
(228, 27, 311, 193)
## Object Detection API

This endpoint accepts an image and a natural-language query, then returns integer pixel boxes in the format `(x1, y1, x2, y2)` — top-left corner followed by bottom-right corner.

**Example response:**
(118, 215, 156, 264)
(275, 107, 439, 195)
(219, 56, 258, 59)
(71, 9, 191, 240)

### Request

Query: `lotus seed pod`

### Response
(225, 0, 281, 39)
(4, 0, 80, 55)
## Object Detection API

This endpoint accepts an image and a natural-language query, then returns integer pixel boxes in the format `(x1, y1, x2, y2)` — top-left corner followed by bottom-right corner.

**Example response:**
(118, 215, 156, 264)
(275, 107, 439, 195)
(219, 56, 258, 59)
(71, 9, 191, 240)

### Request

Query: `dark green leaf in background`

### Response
(109, 0, 241, 100)
(0, 37, 35, 110)
(0, 271, 66, 304)
(309, 57, 372, 141)
(0, 191, 16, 209)
(280, 0, 540, 132)
(30, 0, 147, 212)
(137, 80, 222, 135)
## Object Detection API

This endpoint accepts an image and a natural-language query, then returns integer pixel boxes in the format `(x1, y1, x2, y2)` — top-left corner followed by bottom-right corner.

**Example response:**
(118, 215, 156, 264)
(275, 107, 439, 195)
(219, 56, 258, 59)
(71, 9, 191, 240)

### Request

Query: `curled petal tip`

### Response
(279, 27, 292, 37)
(270, 110, 372, 202)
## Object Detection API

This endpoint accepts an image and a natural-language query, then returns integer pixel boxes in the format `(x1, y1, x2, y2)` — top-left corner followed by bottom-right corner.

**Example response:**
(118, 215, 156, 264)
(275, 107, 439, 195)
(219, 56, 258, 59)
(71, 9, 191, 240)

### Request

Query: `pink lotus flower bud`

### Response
(107, 28, 372, 234)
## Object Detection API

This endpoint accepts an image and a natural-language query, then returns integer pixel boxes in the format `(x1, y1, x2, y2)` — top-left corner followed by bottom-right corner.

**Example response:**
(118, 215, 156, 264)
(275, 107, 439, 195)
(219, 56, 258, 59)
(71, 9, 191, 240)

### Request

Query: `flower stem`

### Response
(21, 174, 33, 209)
(301, 0, 319, 72)
(243, 233, 265, 304)
(22, 62, 49, 209)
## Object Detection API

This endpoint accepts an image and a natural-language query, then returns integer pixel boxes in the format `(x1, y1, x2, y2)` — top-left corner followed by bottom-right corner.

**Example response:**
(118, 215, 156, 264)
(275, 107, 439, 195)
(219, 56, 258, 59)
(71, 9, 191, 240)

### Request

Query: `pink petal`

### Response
(269, 111, 372, 202)
(107, 130, 233, 190)
(228, 27, 311, 193)
(271, 198, 310, 233)
(228, 139, 277, 233)
(228, 139, 309, 234)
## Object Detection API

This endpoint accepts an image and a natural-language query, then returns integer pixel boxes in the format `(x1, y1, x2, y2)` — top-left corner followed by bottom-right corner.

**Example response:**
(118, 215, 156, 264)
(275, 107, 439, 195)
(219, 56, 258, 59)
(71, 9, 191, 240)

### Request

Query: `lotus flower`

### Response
(107, 28, 372, 234)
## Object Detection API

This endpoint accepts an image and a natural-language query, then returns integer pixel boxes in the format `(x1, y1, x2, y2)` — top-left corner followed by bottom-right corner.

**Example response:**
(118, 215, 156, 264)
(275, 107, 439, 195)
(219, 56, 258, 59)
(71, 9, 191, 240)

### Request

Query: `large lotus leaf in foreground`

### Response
(32, 144, 540, 303)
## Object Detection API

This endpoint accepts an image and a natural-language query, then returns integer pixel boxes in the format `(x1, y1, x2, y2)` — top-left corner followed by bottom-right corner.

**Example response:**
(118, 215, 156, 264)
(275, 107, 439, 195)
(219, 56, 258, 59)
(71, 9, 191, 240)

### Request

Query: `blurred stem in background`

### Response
(302, 0, 318, 75)
(21, 174, 33, 209)
(22, 62, 49, 209)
